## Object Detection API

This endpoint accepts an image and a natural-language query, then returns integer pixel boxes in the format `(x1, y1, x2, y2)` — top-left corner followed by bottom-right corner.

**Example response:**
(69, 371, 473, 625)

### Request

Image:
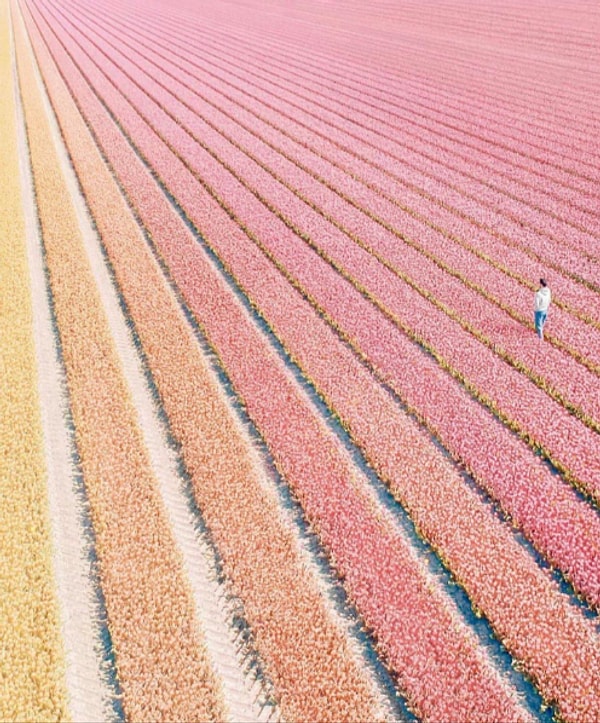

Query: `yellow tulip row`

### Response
(0, 1, 69, 719)
(11, 4, 227, 720)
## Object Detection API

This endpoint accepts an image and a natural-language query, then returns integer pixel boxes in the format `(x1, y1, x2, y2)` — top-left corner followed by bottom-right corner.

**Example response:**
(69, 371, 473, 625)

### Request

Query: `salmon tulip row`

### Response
(13, 11, 231, 720)
(23, 0, 600, 719)
(15, 4, 401, 720)
(8, 0, 600, 719)
(37, 0, 600, 614)
(20, 7, 540, 722)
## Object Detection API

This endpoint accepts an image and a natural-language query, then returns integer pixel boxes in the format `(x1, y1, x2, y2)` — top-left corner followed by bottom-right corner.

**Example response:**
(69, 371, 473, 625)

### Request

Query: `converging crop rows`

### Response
(2, 0, 600, 721)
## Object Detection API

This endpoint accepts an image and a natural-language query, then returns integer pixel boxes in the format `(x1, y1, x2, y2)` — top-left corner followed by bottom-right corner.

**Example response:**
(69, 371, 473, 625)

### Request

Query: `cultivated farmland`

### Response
(2, 0, 600, 720)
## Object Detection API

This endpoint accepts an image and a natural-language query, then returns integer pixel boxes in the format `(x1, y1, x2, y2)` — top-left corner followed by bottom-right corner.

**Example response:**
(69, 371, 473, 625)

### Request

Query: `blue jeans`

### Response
(534, 310, 547, 337)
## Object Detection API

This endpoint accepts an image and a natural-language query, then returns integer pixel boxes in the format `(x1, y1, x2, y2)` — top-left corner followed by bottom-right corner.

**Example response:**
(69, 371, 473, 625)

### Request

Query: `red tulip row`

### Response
(24, 2, 538, 720)
(25, 2, 600, 720)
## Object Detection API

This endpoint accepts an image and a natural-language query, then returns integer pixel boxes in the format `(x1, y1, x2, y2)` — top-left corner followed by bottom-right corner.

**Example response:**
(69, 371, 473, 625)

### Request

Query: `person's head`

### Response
(540, 278, 547, 288)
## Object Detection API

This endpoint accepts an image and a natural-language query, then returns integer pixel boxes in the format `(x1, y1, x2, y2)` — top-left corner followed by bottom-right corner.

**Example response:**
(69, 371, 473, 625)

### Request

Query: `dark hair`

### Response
(540, 278, 547, 287)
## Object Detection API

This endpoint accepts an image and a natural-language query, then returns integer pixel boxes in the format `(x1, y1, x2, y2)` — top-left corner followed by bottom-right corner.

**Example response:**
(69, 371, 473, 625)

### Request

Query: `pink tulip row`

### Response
(146, 0, 600, 147)
(303, 59, 600, 176)
(161, 99, 600, 417)
(281, 73, 599, 201)
(209, 0, 600, 155)
(88, 24, 600, 407)
(89, 9, 600, 331)
(150, 9, 600, 204)
(215, 23, 599, 174)
(41, 0, 600, 606)
(182, 21, 600, 211)
(61, 19, 600, 510)
(83, 0, 600, 192)
(279, 39, 600, 160)
(12, 12, 230, 721)
(261, 0, 600, 139)
(200, 25, 594, 232)
(154, 27, 598, 328)
(225, 60, 600, 259)
(27, 5, 600, 720)
(105, 43, 593, 588)
(78, 0, 590, 330)
(152, 19, 600, 274)
(24, 5, 539, 721)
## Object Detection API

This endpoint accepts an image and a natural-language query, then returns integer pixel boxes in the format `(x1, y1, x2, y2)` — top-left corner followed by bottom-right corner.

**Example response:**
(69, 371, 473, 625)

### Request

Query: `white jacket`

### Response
(534, 287, 551, 312)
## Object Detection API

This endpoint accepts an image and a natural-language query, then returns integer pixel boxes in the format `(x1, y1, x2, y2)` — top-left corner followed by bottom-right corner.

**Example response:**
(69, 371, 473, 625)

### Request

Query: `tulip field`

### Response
(3, 0, 600, 720)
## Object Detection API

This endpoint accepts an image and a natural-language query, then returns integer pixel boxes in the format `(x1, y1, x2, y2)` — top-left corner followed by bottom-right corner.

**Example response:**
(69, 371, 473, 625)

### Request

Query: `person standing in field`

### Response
(534, 278, 551, 340)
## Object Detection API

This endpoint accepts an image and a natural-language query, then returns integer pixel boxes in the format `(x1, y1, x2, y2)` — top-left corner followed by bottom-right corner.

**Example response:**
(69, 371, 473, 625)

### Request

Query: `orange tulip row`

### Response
(12, 8, 228, 721)
(16, 3, 389, 719)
